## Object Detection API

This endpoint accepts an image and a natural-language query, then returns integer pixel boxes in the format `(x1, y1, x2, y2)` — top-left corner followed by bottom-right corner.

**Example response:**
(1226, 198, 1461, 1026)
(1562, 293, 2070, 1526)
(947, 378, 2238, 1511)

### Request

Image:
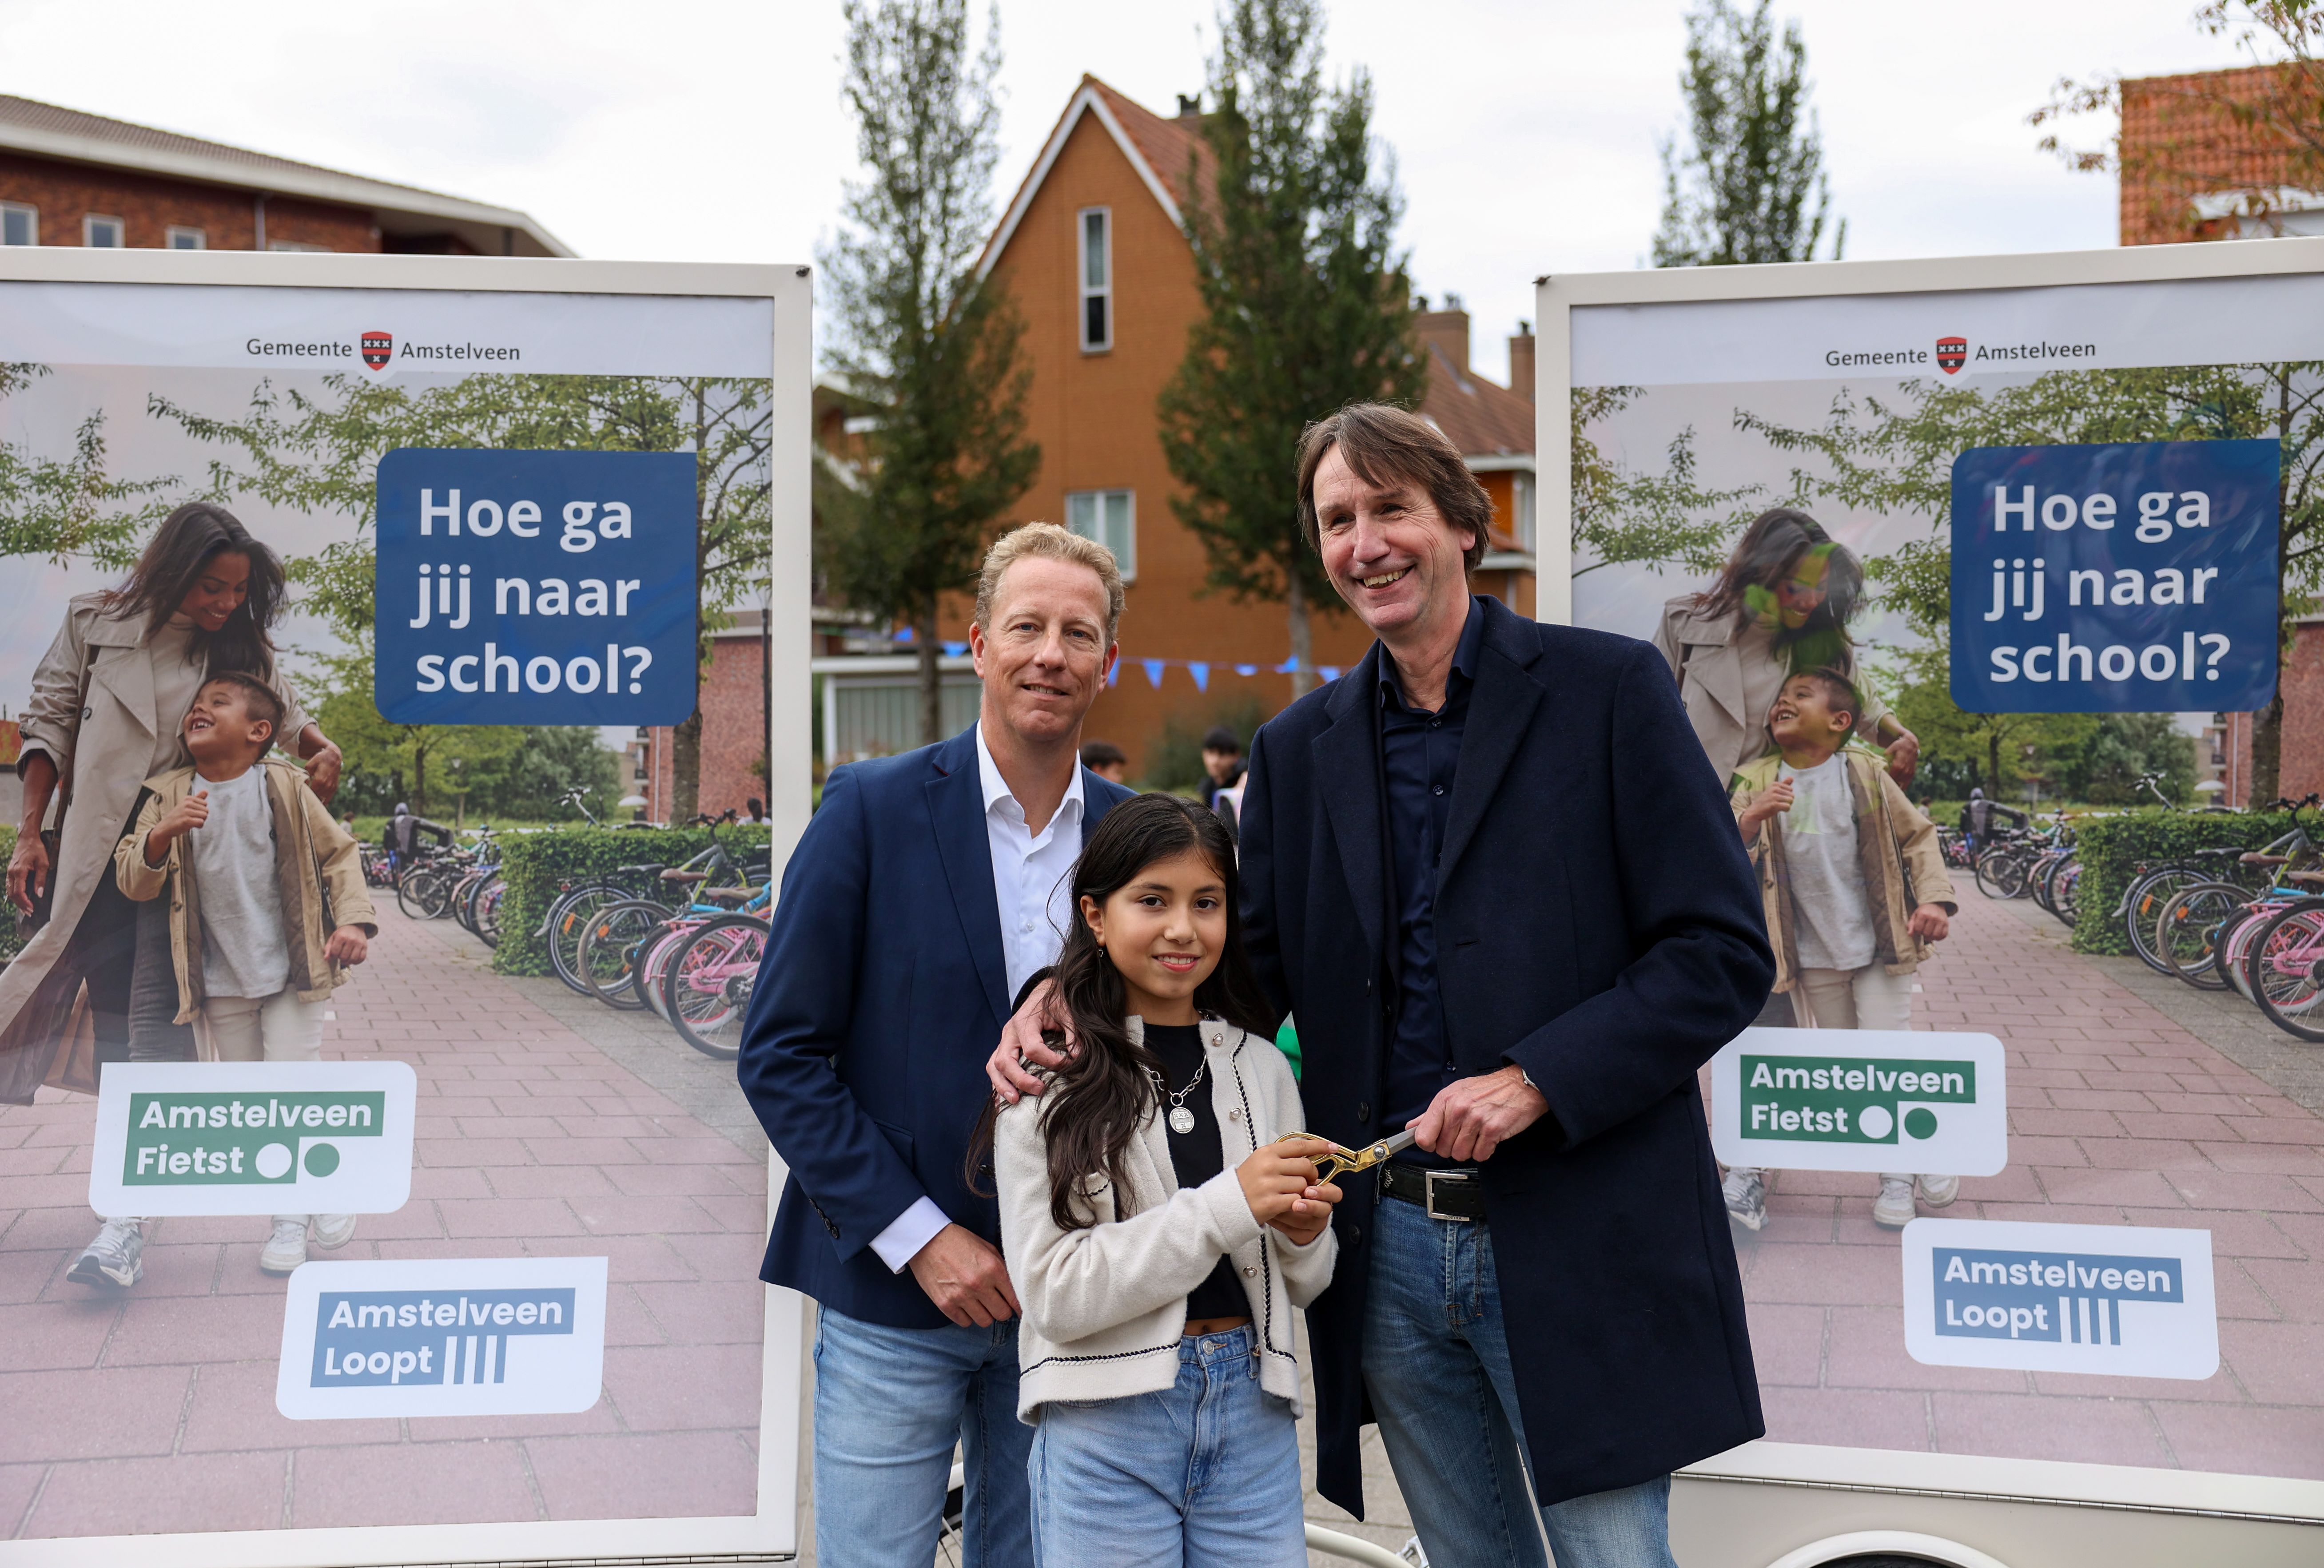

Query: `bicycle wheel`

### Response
(637, 923, 700, 1021)
(399, 867, 454, 920)
(473, 876, 505, 949)
(577, 900, 666, 1010)
(664, 913, 768, 1059)
(547, 884, 626, 995)
(2157, 882, 2247, 989)
(2248, 901, 2324, 1040)
(2050, 860, 2080, 927)
(2125, 868, 2204, 975)
(2224, 902, 2278, 1001)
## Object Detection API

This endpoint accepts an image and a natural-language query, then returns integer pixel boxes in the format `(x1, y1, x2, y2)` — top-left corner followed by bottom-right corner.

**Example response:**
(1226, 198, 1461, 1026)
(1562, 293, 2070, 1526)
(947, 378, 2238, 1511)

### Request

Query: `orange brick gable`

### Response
(962, 80, 1376, 777)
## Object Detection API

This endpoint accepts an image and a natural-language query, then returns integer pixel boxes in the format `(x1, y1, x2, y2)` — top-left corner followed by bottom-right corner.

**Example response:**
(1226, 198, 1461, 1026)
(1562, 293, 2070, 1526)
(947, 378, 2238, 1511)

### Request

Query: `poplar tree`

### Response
(1158, 0, 1422, 698)
(1652, 0, 1843, 267)
(820, 0, 1037, 744)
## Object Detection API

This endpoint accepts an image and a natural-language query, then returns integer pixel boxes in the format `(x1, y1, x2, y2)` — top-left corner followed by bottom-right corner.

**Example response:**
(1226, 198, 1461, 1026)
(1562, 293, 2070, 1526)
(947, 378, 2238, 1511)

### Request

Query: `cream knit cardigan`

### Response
(993, 1016, 1338, 1423)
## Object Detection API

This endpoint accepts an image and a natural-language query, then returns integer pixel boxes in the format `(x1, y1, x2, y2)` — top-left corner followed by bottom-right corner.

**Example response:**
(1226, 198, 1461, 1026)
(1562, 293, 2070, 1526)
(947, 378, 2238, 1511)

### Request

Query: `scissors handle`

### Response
(1305, 1126, 1418, 1183)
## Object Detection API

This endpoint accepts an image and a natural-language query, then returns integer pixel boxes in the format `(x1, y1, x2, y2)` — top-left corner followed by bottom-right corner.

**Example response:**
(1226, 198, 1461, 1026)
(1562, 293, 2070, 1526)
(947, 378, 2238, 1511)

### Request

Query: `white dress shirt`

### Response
(868, 724, 1090, 1274)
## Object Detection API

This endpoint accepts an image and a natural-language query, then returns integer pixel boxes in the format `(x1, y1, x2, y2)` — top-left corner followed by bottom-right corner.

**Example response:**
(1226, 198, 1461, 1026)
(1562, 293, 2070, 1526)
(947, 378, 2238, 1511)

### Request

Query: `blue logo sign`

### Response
(1949, 439, 2278, 713)
(374, 448, 699, 725)
(1932, 1246, 2181, 1347)
(311, 1288, 575, 1387)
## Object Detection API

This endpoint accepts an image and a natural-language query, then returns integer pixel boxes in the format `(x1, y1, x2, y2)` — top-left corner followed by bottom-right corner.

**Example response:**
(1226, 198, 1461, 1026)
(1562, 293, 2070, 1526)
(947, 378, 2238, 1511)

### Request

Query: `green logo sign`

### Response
(1740, 1055, 1975, 1143)
(124, 1092, 387, 1186)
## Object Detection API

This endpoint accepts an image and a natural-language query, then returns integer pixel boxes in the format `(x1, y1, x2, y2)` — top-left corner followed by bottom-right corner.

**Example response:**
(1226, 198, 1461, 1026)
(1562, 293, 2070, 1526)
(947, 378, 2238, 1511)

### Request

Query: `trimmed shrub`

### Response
(2069, 808, 2296, 955)
(0, 825, 16, 966)
(489, 824, 773, 977)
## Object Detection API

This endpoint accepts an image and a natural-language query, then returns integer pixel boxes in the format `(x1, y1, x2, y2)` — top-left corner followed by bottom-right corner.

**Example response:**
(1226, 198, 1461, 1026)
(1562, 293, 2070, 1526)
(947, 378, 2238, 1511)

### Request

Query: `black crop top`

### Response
(1144, 1022, 1252, 1323)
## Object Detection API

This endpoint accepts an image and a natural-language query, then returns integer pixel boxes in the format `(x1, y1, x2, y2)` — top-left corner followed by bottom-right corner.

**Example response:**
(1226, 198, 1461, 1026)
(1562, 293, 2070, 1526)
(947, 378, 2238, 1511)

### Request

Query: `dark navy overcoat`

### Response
(1238, 595, 1775, 1513)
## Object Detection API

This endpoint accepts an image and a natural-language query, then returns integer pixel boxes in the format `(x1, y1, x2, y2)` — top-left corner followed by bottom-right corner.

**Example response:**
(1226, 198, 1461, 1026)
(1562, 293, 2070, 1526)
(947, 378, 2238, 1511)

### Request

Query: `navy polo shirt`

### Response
(1379, 597, 1484, 1145)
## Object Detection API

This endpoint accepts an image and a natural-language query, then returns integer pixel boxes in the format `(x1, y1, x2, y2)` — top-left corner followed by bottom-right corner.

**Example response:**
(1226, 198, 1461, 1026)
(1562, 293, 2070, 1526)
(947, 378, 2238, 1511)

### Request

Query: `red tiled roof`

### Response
(1083, 76, 1214, 214)
(1420, 345, 1534, 460)
(0, 94, 472, 203)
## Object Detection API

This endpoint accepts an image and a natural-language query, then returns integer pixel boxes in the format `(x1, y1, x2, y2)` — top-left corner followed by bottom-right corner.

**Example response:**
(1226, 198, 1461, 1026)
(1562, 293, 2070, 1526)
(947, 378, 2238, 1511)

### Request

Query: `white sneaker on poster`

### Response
(1722, 1167, 1768, 1232)
(68, 1218, 144, 1288)
(310, 1214, 357, 1250)
(1916, 1174, 1960, 1209)
(1872, 1176, 1918, 1229)
(259, 1219, 309, 1274)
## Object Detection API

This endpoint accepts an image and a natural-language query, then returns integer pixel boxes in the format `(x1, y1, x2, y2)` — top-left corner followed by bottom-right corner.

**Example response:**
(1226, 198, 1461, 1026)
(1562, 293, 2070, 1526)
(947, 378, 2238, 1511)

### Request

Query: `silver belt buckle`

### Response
(1423, 1169, 1474, 1223)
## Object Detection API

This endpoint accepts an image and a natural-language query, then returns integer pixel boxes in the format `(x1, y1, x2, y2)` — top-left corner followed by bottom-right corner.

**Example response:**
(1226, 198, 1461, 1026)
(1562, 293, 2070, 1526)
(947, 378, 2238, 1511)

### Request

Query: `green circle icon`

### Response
(303, 1142, 341, 1177)
(1903, 1108, 1938, 1140)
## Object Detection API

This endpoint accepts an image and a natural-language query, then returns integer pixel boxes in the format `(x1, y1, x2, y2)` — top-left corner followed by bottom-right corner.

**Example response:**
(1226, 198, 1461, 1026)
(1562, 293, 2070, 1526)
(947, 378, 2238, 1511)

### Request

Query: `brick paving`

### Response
(1734, 883, 2324, 1481)
(0, 900, 768, 1541)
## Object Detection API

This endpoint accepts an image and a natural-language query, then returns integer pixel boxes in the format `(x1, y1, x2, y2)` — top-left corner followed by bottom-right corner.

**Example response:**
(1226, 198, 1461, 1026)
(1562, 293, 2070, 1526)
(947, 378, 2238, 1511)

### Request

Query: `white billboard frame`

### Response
(0, 245, 812, 1566)
(1536, 239, 2324, 1556)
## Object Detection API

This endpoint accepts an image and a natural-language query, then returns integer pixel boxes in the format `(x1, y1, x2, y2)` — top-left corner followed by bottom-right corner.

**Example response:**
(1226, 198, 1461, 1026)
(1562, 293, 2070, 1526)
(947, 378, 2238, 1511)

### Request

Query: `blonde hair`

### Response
(972, 522, 1125, 644)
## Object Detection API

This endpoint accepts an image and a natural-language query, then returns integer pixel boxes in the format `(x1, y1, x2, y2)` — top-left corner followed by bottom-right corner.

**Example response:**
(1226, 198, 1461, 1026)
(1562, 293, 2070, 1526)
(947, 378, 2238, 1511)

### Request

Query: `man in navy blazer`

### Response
(995, 407, 1773, 1568)
(740, 524, 1135, 1567)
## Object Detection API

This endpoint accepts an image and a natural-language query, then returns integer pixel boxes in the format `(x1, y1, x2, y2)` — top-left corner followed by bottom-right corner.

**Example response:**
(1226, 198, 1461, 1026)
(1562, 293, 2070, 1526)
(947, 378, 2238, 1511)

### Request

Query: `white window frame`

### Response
(83, 214, 124, 248)
(1077, 206, 1113, 353)
(165, 225, 207, 250)
(1511, 472, 1536, 551)
(0, 202, 36, 246)
(1066, 488, 1135, 580)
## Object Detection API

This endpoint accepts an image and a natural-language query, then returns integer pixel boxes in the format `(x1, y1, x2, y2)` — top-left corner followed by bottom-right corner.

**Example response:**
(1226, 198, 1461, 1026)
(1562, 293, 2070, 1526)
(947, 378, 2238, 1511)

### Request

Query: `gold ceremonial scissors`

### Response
(1281, 1127, 1418, 1184)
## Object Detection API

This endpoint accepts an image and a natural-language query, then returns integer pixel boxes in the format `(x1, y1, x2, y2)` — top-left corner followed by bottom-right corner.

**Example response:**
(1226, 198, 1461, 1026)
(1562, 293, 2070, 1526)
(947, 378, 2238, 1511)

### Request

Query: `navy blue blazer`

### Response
(1238, 596, 1775, 1513)
(737, 726, 1136, 1329)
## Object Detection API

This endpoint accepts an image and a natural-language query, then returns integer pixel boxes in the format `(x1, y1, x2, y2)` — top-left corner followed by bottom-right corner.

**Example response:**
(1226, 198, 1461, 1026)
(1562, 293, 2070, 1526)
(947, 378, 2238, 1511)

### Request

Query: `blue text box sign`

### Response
(1949, 439, 2278, 713)
(375, 447, 699, 725)
(276, 1256, 609, 1419)
(1902, 1218, 2218, 1380)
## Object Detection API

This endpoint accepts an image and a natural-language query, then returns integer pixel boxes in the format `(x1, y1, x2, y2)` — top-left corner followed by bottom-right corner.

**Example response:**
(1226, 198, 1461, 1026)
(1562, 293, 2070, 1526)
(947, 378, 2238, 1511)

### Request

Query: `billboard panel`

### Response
(1541, 242, 2324, 1536)
(0, 249, 808, 1564)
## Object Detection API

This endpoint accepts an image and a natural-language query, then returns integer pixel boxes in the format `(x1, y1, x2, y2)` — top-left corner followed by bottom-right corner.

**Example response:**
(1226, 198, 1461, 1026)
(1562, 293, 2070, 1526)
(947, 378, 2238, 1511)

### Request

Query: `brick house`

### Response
(812, 77, 1536, 779)
(2115, 63, 2324, 802)
(0, 94, 567, 255)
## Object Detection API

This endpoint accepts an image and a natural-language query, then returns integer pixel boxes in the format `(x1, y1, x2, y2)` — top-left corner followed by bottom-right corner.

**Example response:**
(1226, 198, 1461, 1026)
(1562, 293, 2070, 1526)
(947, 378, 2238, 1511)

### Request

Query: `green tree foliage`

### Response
(151, 372, 770, 818)
(1892, 644, 2097, 802)
(2063, 713, 2200, 805)
(1652, 0, 1842, 268)
(820, 0, 1038, 745)
(0, 364, 179, 567)
(1157, 0, 1423, 697)
(309, 647, 618, 822)
(1570, 385, 1767, 577)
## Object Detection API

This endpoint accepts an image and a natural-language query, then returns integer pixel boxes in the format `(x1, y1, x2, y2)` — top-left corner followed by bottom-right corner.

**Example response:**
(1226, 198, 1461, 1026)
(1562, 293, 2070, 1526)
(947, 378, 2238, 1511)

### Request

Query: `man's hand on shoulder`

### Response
(1412, 1064, 1550, 1164)
(986, 978, 1076, 1104)
(906, 1223, 1020, 1327)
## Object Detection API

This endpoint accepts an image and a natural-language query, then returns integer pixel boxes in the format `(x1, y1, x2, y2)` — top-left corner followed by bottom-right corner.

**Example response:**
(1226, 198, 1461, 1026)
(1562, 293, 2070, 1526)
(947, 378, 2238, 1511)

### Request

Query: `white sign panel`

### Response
(1902, 1218, 2218, 1381)
(276, 1255, 610, 1419)
(89, 1060, 417, 1217)
(1710, 1027, 2007, 1175)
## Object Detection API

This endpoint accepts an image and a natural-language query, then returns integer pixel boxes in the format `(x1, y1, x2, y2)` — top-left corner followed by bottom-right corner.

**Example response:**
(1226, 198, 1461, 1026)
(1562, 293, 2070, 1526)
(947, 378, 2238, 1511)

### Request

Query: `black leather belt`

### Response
(1379, 1161, 1485, 1222)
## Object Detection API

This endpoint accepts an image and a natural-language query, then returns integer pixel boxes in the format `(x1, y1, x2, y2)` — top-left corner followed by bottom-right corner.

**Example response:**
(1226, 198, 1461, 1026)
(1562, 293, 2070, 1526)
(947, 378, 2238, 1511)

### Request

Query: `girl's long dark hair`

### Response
(969, 793, 1276, 1231)
(100, 502, 285, 681)
(1691, 507, 1864, 675)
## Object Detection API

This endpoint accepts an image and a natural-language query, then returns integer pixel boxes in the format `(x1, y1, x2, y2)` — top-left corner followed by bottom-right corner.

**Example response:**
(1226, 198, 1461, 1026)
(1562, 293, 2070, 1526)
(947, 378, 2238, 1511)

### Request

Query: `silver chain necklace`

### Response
(1150, 1058, 1206, 1135)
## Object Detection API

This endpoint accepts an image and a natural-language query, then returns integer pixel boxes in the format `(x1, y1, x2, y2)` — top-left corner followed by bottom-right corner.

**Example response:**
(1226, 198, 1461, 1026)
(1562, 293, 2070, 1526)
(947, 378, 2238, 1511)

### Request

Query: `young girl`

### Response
(973, 793, 1338, 1566)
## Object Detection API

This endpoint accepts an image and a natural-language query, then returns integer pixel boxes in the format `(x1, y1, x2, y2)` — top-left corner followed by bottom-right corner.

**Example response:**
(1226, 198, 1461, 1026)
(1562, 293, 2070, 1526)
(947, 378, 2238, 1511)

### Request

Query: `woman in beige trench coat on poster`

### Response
(1, 502, 341, 1286)
(1652, 507, 1920, 1033)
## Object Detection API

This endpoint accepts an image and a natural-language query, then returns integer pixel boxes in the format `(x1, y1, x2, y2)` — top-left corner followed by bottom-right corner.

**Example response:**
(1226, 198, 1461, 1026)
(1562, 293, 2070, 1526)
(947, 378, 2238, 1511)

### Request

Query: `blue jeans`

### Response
(812, 1305, 1032, 1568)
(1029, 1325, 1305, 1568)
(1363, 1193, 1678, 1568)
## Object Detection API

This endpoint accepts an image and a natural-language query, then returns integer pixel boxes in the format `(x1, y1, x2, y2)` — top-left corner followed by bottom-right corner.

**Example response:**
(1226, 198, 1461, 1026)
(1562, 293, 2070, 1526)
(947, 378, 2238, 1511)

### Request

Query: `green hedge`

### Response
(2069, 808, 2295, 954)
(489, 824, 775, 977)
(0, 824, 16, 966)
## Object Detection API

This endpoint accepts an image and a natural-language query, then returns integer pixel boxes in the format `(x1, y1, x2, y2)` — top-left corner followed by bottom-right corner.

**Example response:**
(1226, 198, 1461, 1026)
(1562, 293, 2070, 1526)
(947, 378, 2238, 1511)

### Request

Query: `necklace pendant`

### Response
(1168, 1106, 1196, 1135)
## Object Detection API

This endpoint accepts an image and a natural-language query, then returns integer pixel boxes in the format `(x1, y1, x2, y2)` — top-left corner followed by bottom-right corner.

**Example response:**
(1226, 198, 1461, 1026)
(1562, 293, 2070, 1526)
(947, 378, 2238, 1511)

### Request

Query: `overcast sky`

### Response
(0, 0, 2262, 386)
